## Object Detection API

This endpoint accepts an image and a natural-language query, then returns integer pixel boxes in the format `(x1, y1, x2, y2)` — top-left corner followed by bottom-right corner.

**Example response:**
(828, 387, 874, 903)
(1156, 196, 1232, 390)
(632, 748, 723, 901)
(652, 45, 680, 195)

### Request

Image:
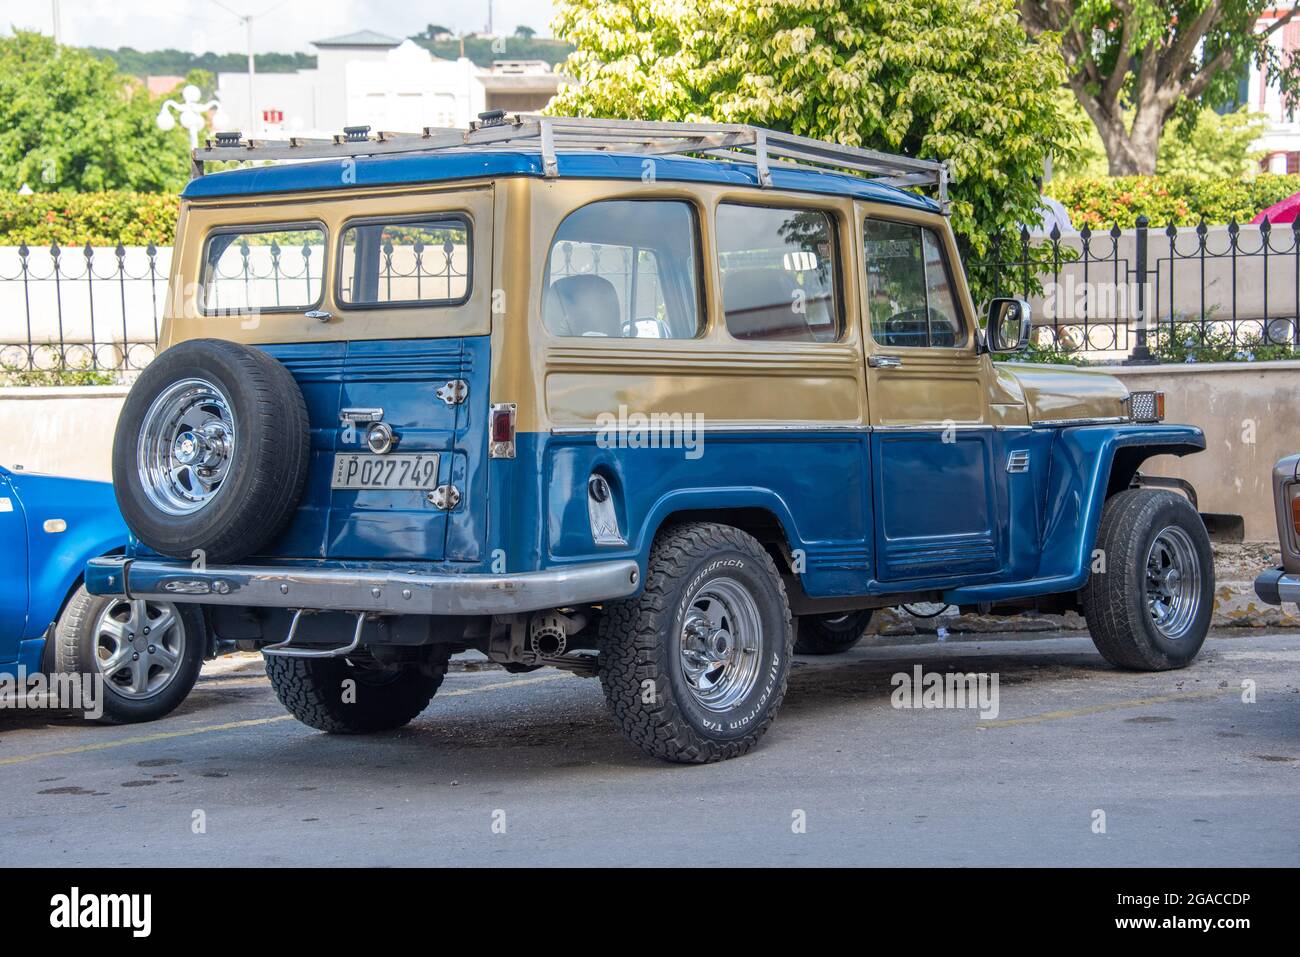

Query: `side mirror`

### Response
(986, 297, 1032, 353)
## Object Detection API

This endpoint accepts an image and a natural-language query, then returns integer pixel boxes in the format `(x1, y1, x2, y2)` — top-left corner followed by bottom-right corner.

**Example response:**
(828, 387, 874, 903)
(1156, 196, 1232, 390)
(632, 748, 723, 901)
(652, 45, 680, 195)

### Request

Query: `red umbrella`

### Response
(1252, 191, 1300, 225)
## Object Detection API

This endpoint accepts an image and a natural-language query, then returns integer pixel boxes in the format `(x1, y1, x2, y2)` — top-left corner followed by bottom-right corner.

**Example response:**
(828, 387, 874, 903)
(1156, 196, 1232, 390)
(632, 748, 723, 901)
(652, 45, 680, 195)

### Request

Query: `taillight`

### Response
(1290, 488, 1300, 537)
(489, 402, 516, 459)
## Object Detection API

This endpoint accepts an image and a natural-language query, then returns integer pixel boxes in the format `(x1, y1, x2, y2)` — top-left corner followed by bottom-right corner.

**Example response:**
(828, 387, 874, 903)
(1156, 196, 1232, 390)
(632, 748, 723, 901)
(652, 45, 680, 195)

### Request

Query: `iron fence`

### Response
(4, 217, 1300, 379)
(970, 216, 1300, 363)
(0, 242, 167, 380)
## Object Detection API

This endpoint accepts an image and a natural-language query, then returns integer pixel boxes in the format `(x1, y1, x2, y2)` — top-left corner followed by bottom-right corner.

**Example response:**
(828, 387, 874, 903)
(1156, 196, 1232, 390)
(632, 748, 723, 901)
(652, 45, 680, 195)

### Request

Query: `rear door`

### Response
(226, 188, 493, 563)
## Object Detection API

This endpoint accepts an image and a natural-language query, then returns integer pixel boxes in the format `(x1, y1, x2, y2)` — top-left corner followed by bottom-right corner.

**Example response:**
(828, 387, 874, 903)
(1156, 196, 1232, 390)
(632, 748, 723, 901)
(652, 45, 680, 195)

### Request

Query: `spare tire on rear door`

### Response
(112, 338, 310, 564)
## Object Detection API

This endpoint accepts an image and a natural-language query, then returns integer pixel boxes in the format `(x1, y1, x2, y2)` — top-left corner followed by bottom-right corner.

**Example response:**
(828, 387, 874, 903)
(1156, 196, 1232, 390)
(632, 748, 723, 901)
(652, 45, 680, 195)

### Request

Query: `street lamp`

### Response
(157, 85, 220, 150)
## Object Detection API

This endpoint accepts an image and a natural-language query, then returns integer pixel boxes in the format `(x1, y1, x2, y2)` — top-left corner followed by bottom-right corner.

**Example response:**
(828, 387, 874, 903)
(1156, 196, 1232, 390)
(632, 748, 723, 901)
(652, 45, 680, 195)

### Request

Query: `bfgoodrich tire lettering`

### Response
(597, 522, 793, 763)
(1081, 489, 1214, 671)
(112, 339, 310, 564)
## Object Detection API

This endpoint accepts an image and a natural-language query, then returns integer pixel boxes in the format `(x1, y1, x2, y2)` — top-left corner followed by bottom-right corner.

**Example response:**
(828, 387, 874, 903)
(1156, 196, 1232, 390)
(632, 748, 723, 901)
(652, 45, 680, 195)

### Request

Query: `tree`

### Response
(0, 32, 190, 193)
(515, 25, 538, 39)
(1158, 107, 1267, 176)
(1020, 1, 1297, 176)
(550, 0, 1081, 253)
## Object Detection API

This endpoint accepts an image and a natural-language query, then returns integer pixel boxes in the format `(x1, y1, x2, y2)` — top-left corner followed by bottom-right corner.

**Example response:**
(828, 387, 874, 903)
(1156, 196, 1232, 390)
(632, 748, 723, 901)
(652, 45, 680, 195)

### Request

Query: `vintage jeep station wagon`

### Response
(87, 115, 1213, 762)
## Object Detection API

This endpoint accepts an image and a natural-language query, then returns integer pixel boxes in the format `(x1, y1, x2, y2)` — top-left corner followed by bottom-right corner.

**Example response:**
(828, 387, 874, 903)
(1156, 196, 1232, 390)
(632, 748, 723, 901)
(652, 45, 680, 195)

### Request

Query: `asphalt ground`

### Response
(1, 627, 1297, 866)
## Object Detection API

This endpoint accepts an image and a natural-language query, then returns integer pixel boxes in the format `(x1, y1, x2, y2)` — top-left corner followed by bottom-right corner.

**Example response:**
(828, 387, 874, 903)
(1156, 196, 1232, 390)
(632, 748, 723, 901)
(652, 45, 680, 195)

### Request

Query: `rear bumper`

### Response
(1253, 568, 1300, 606)
(85, 556, 641, 616)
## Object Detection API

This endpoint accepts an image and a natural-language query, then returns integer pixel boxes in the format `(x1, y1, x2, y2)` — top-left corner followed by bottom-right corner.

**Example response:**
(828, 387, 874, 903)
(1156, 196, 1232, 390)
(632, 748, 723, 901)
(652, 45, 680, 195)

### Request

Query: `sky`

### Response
(0, 0, 559, 52)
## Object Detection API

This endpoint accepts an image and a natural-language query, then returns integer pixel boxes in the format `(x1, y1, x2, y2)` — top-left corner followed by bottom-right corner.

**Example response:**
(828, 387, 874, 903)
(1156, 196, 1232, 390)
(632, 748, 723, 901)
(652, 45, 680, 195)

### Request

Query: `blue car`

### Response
(1, 464, 206, 722)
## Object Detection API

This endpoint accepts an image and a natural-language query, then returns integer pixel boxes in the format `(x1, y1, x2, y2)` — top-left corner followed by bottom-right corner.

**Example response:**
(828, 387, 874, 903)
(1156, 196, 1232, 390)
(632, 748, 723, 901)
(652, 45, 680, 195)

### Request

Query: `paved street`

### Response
(1, 628, 1298, 867)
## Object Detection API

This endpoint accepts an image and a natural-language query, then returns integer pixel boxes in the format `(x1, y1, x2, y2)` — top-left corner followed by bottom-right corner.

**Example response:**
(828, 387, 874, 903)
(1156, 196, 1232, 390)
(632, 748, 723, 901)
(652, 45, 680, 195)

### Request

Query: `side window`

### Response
(543, 200, 702, 339)
(200, 225, 325, 315)
(338, 216, 470, 307)
(716, 204, 840, 342)
(863, 219, 965, 348)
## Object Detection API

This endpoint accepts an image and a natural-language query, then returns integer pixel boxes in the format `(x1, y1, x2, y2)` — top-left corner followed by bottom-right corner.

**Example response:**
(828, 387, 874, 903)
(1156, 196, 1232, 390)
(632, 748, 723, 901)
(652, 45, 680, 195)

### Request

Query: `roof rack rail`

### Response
(192, 113, 951, 210)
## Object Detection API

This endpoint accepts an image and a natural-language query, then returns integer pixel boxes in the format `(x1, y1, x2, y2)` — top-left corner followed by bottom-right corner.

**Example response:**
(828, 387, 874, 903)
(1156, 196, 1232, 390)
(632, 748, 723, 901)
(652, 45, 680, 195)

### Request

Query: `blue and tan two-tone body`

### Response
(101, 149, 1203, 616)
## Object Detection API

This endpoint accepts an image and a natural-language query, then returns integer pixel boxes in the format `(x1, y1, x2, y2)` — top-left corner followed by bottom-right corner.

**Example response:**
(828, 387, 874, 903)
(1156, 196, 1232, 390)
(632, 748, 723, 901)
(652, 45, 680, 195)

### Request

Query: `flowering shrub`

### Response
(1046, 175, 1300, 230)
(0, 192, 179, 247)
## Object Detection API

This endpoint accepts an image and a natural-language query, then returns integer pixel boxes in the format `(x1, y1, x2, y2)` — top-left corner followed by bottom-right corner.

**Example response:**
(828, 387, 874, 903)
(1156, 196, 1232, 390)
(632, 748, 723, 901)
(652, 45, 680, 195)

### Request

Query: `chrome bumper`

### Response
(1253, 568, 1300, 606)
(85, 556, 641, 616)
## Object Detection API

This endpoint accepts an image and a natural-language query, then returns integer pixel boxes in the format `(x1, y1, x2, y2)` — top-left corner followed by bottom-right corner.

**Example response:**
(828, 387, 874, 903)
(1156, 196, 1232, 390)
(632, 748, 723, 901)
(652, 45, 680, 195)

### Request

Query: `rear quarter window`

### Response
(542, 200, 703, 339)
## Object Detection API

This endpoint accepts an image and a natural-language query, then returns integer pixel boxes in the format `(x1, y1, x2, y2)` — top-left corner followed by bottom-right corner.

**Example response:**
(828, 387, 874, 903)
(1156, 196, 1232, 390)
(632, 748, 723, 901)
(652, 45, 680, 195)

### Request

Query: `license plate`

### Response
(330, 453, 440, 490)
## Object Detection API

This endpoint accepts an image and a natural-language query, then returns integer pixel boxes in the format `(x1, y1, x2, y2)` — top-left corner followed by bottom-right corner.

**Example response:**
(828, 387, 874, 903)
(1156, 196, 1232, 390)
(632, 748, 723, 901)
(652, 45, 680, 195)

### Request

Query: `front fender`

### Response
(10, 473, 129, 638)
(944, 423, 1204, 604)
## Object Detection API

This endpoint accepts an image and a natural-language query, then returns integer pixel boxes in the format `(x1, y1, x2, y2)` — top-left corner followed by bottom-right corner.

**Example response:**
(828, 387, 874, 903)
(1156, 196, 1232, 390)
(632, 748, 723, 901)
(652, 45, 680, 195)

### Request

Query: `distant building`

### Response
(146, 75, 186, 97)
(214, 29, 565, 139)
(1251, 6, 1300, 172)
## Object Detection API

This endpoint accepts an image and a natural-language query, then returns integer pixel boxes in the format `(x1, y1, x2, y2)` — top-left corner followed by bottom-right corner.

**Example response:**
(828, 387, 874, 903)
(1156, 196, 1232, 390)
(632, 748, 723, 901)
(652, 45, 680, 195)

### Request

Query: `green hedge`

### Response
(0, 192, 179, 247)
(1046, 174, 1300, 230)
(6, 173, 1300, 246)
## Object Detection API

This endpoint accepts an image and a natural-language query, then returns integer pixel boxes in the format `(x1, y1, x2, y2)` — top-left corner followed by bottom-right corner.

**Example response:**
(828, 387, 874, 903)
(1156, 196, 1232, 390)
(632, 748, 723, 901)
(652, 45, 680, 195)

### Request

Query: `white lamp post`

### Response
(156, 85, 220, 149)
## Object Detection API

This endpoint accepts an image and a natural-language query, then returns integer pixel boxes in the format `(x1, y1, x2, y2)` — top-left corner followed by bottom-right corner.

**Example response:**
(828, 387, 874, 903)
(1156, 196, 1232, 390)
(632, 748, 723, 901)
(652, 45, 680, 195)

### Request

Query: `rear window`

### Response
(338, 216, 471, 307)
(542, 200, 702, 339)
(200, 224, 325, 315)
(716, 204, 841, 342)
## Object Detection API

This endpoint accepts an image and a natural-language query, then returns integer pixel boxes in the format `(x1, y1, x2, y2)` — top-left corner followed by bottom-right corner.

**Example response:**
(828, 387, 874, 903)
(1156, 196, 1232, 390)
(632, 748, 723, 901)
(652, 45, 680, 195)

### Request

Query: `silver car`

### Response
(1254, 453, 1300, 608)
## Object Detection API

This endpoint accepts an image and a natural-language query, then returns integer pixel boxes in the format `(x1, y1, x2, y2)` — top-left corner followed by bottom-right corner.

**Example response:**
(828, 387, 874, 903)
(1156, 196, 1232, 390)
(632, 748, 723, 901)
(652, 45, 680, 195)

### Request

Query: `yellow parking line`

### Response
(0, 715, 295, 767)
(0, 670, 576, 767)
(977, 688, 1228, 729)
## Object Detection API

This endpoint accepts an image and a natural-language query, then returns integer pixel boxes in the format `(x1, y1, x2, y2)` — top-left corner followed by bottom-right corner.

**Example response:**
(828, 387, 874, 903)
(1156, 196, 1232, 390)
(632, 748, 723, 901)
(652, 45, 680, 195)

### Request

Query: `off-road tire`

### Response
(54, 586, 206, 724)
(597, 522, 793, 763)
(264, 651, 449, 733)
(795, 609, 873, 655)
(112, 339, 310, 564)
(1081, 489, 1214, 671)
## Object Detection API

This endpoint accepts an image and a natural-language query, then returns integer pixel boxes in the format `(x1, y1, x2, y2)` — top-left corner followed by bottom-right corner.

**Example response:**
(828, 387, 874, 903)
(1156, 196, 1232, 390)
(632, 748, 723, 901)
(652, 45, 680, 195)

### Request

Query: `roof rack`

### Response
(192, 112, 951, 210)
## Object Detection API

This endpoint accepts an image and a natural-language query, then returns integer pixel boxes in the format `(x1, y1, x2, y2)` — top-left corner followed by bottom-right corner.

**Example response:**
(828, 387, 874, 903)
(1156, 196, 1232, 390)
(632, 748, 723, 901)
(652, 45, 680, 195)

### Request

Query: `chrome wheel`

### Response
(1144, 525, 1202, 640)
(137, 377, 236, 516)
(94, 598, 187, 700)
(678, 577, 763, 712)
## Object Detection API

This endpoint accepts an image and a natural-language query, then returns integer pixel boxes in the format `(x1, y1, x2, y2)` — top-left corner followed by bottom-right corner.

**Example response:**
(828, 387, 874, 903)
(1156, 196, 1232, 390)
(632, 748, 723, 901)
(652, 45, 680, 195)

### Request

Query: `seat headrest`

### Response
(722, 267, 808, 340)
(544, 274, 623, 338)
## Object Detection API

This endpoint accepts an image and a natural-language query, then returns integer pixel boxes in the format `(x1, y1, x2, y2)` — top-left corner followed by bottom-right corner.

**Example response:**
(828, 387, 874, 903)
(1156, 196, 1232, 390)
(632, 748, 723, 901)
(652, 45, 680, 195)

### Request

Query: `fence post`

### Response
(1125, 214, 1156, 364)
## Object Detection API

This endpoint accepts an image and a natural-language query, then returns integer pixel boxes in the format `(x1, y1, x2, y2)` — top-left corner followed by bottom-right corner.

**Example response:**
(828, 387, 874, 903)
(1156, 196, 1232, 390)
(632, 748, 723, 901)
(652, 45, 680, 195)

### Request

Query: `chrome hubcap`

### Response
(94, 599, 186, 699)
(137, 378, 236, 515)
(1144, 525, 1202, 640)
(678, 577, 763, 712)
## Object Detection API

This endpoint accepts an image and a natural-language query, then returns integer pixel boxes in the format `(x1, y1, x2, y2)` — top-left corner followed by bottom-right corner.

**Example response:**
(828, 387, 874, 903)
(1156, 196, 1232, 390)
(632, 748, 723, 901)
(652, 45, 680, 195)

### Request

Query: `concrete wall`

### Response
(0, 386, 127, 481)
(2, 362, 1297, 541)
(1103, 361, 1300, 542)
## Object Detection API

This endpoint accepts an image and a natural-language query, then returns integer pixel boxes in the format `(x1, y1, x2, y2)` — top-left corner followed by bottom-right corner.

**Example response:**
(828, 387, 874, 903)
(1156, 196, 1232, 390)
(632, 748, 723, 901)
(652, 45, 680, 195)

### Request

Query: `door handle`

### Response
(304, 310, 332, 323)
(869, 355, 903, 369)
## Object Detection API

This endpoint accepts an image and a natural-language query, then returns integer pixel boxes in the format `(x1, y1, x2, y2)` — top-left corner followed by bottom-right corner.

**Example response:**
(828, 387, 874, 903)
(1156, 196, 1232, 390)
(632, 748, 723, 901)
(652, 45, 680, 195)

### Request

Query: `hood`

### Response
(994, 362, 1130, 425)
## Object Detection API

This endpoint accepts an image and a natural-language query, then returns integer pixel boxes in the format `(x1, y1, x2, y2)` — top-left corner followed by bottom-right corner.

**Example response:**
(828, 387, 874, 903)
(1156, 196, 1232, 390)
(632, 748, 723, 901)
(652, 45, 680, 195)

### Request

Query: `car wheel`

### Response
(597, 522, 793, 763)
(112, 338, 309, 563)
(54, 586, 206, 723)
(263, 651, 449, 734)
(795, 609, 873, 655)
(1081, 489, 1214, 670)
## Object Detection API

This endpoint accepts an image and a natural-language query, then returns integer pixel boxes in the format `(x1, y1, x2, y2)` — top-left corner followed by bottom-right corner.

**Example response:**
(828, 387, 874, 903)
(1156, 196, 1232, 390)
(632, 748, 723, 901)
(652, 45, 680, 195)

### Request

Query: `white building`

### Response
(1250, 5, 1300, 172)
(214, 30, 563, 140)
